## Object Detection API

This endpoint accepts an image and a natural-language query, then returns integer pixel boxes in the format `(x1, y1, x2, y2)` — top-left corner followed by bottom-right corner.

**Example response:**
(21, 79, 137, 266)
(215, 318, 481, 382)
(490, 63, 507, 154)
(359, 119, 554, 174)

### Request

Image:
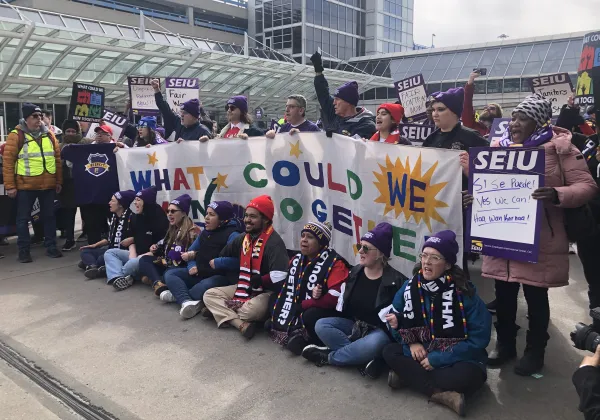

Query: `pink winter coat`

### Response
(482, 126, 598, 288)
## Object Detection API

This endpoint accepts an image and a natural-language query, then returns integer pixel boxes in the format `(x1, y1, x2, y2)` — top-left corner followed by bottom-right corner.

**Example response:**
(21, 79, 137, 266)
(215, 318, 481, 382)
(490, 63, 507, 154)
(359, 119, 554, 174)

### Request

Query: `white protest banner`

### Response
(128, 77, 159, 115)
(87, 109, 129, 140)
(394, 74, 427, 120)
(165, 78, 199, 115)
(529, 73, 573, 116)
(467, 147, 545, 263)
(488, 118, 511, 144)
(115, 133, 464, 276)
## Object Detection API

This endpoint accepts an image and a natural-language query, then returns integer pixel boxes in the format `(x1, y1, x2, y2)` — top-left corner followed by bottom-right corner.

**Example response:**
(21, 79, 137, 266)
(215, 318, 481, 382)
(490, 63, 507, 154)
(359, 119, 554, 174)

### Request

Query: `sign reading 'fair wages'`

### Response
(128, 77, 159, 115)
(529, 73, 573, 116)
(115, 133, 464, 277)
(165, 78, 199, 115)
(467, 147, 545, 263)
(394, 74, 427, 120)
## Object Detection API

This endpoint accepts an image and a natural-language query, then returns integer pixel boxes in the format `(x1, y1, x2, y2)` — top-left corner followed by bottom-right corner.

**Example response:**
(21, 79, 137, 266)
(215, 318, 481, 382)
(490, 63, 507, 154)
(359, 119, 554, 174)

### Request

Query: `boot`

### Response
(141, 276, 152, 285)
(514, 331, 546, 376)
(153, 281, 168, 297)
(387, 370, 407, 390)
(487, 341, 517, 367)
(430, 391, 465, 417)
(239, 322, 257, 339)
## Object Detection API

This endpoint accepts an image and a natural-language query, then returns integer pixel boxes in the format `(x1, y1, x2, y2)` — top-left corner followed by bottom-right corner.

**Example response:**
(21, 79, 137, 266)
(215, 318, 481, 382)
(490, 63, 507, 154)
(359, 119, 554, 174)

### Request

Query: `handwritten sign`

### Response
(399, 123, 434, 146)
(165, 77, 199, 116)
(575, 31, 600, 108)
(467, 147, 545, 263)
(128, 77, 159, 115)
(529, 73, 573, 116)
(86, 109, 129, 140)
(394, 74, 427, 120)
(488, 118, 511, 144)
(69, 82, 104, 123)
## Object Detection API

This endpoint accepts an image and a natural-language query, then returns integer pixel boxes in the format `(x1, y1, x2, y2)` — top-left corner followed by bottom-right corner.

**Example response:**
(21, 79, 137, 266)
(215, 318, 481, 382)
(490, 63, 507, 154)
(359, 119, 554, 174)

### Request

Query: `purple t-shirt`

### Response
(278, 120, 321, 133)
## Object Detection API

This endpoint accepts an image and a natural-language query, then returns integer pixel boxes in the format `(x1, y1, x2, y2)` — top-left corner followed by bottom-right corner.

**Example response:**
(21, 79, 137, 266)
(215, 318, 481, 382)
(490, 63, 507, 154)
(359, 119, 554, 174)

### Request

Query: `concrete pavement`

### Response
(0, 242, 592, 420)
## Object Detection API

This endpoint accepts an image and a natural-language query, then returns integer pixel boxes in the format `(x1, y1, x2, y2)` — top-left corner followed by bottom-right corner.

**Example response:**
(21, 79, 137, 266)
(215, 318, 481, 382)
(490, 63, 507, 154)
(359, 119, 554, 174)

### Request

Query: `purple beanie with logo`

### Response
(208, 200, 234, 221)
(334, 81, 359, 107)
(422, 230, 459, 265)
(361, 222, 393, 258)
(170, 194, 192, 215)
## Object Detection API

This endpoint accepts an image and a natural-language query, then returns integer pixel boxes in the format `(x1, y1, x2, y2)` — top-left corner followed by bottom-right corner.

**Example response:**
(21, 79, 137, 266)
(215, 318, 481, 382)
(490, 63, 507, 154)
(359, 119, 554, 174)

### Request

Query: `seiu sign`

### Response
(474, 150, 539, 172)
(166, 78, 199, 89)
(129, 77, 153, 85)
(395, 74, 423, 92)
(531, 73, 570, 87)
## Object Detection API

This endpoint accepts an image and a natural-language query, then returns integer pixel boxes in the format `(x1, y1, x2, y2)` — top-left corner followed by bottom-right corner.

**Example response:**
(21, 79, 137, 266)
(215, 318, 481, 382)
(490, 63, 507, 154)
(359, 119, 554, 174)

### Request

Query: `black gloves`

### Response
(250, 274, 263, 289)
(310, 51, 324, 73)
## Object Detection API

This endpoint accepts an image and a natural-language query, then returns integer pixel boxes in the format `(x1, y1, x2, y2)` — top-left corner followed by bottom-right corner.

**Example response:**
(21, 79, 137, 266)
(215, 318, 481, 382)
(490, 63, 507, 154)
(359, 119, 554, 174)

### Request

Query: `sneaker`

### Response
(286, 334, 309, 356)
(363, 358, 386, 379)
(486, 299, 497, 315)
(113, 275, 134, 291)
(179, 300, 204, 319)
(106, 277, 118, 286)
(514, 349, 545, 376)
(61, 240, 76, 252)
(84, 265, 99, 280)
(239, 322, 257, 339)
(77, 261, 86, 270)
(153, 281, 168, 297)
(76, 233, 87, 243)
(159, 290, 177, 303)
(98, 266, 106, 277)
(388, 370, 406, 389)
(430, 391, 466, 417)
(301, 345, 331, 367)
(46, 248, 63, 258)
(18, 250, 33, 263)
(0, 237, 9, 246)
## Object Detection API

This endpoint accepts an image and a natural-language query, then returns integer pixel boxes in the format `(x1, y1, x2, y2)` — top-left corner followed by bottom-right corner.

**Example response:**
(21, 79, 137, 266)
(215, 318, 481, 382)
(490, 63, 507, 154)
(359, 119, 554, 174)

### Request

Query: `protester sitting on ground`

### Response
(104, 186, 169, 291)
(302, 223, 406, 379)
(463, 93, 598, 376)
(266, 221, 349, 355)
(150, 78, 211, 142)
(160, 201, 243, 319)
(203, 195, 289, 339)
(462, 71, 503, 136)
(115, 116, 167, 151)
(310, 51, 376, 139)
(58, 119, 93, 252)
(137, 194, 198, 297)
(202, 96, 264, 141)
(2, 102, 63, 263)
(368, 103, 411, 145)
(265, 95, 320, 138)
(79, 190, 135, 280)
(383, 230, 491, 417)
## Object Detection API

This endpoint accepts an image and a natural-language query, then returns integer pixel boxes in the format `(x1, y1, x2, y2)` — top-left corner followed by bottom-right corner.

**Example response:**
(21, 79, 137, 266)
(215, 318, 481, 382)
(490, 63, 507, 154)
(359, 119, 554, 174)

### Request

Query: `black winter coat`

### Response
(131, 203, 169, 255)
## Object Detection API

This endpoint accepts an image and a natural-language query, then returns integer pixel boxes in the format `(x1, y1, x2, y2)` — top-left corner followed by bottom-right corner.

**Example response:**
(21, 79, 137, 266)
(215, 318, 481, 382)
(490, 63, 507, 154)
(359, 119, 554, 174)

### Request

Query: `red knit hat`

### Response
(247, 195, 275, 221)
(377, 103, 405, 124)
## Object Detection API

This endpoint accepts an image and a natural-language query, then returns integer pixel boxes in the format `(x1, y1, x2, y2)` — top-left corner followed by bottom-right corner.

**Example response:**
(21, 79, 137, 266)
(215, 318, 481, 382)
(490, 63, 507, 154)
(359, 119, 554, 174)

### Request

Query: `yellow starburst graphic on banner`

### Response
(289, 140, 302, 158)
(148, 152, 158, 166)
(213, 173, 229, 192)
(373, 154, 448, 232)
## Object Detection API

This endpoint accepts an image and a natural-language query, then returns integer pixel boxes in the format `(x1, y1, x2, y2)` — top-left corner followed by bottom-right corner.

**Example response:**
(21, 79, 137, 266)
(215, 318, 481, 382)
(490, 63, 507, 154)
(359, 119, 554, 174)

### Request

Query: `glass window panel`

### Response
(63, 17, 85, 31)
(522, 43, 550, 75)
(119, 27, 138, 39)
(429, 53, 454, 82)
(19, 65, 46, 77)
(57, 54, 87, 69)
(503, 78, 521, 93)
(41, 13, 64, 27)
(479, 48, 500, 69)
(100, 23, 121, 37)
(487, 79, 501, 93)
(21, 10, 43, 23)
(390, 57, 413, 80)
(560, 39, 583, 73)
(83, 20, 103, 34)
(474, 80, 486, 94)
(488, 47, 515, 77)
(420, 54, 441, 81)
(84, 57, 113, 71)
(137, 63, 159, 74)
(505, 44, 532, 76)
(26, 51, 60, 66)
(49, 68, 76, 80)
(0, 7, 20, 20)
(441, 82, 456, 91)
(456, 50, 483, 80)
(540, 42, 568, 74)
(407, 56, 427, 76)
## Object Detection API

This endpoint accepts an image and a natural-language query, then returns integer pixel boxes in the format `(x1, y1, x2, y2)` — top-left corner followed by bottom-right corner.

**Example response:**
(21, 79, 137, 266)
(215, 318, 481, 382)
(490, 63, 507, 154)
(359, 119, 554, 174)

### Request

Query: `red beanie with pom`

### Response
(247, 195, 275, 221)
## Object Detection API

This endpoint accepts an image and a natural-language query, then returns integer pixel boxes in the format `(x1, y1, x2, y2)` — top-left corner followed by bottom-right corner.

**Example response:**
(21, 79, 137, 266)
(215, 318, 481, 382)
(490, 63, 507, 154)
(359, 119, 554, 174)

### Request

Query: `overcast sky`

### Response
(412, 0, 600, 48)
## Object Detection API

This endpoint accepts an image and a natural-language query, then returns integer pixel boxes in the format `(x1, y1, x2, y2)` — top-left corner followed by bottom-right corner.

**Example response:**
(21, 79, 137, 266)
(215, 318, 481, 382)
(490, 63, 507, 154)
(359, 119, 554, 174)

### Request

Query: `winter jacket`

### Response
(336, 264, 407, 316)
(482, 126, 598, 288)
(573, 365, 600, 420)
(574, 133, 600, 222)
(422, 122, 489, 151)
(556, 104, 596, 136)
(389, 279, 491, 373)
(461, 82, 490, 137)
(370, 129, 412, 145)
(131, 203, 169, 255)
(2, 122, 63, 191)
(314, 74, 376, 139)
(218, 122, 264, 138)
(154, 92, 212, 141)
(300, 258, 349, 311)
(187, 220, 242, 278)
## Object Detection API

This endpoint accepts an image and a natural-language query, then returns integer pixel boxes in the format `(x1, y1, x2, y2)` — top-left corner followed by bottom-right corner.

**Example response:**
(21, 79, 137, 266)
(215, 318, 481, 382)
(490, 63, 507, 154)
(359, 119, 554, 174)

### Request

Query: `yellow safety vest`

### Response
(13, 129, 56, 177)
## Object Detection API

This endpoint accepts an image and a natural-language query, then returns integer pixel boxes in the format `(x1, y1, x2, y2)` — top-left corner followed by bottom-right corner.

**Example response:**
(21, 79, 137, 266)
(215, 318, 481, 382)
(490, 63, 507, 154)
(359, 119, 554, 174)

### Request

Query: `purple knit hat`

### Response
(170, 194, 192, 215)
(181, 98, 200, 118)
(136, 186, 157, 204)
(226, 96, 248, 114)
(430, 87, 465, 118)
(334, 81, 359, 107)
(361, 222, 393, 258)
(208, 200, 234, 222)
(422, 230, 459, 265)
(114, 190, 136, 209)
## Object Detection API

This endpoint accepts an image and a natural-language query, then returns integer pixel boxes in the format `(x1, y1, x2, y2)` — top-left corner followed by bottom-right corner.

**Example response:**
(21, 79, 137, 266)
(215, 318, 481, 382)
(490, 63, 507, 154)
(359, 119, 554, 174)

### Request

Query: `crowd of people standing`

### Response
(1, 51, 600, 418)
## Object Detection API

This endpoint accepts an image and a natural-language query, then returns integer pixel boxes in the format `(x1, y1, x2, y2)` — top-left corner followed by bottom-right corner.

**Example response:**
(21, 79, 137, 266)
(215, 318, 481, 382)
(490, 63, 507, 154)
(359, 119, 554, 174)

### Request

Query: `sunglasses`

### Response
(30, 113, 42, 119)
(227, 105, 237, 111)
(166, 209, 181, 215)
(357, 244, 376, 253)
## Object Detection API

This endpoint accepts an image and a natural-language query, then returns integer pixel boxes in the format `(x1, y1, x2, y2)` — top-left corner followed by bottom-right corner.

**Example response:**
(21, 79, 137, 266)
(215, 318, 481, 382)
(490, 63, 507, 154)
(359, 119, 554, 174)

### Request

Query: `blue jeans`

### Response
(164, 268, 230, 305)
(80, 247, 107, 267)
(16, 189, 56, 252)
(315, 317, 391, 366)
(104, 248, 140, 283)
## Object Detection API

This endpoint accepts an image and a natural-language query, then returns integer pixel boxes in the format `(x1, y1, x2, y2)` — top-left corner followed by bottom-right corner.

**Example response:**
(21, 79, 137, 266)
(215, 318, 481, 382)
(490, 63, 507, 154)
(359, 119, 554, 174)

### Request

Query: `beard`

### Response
(63, 134, 82, 144)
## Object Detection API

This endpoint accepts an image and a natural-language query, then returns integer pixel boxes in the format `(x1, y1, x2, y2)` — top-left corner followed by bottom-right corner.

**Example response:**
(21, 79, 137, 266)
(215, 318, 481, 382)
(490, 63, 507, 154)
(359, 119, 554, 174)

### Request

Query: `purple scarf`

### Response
(498, 124, 554, 148)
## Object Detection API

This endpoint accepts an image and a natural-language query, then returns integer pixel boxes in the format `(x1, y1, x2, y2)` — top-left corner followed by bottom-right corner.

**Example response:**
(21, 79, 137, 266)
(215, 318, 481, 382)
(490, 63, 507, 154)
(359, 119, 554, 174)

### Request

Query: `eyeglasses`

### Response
(285, 105, 300, 110)
(357, 244, 376, 253)
(419, 252, 445, 263)
(227, 105, 237, 111)
(166, 209, 181, 215)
